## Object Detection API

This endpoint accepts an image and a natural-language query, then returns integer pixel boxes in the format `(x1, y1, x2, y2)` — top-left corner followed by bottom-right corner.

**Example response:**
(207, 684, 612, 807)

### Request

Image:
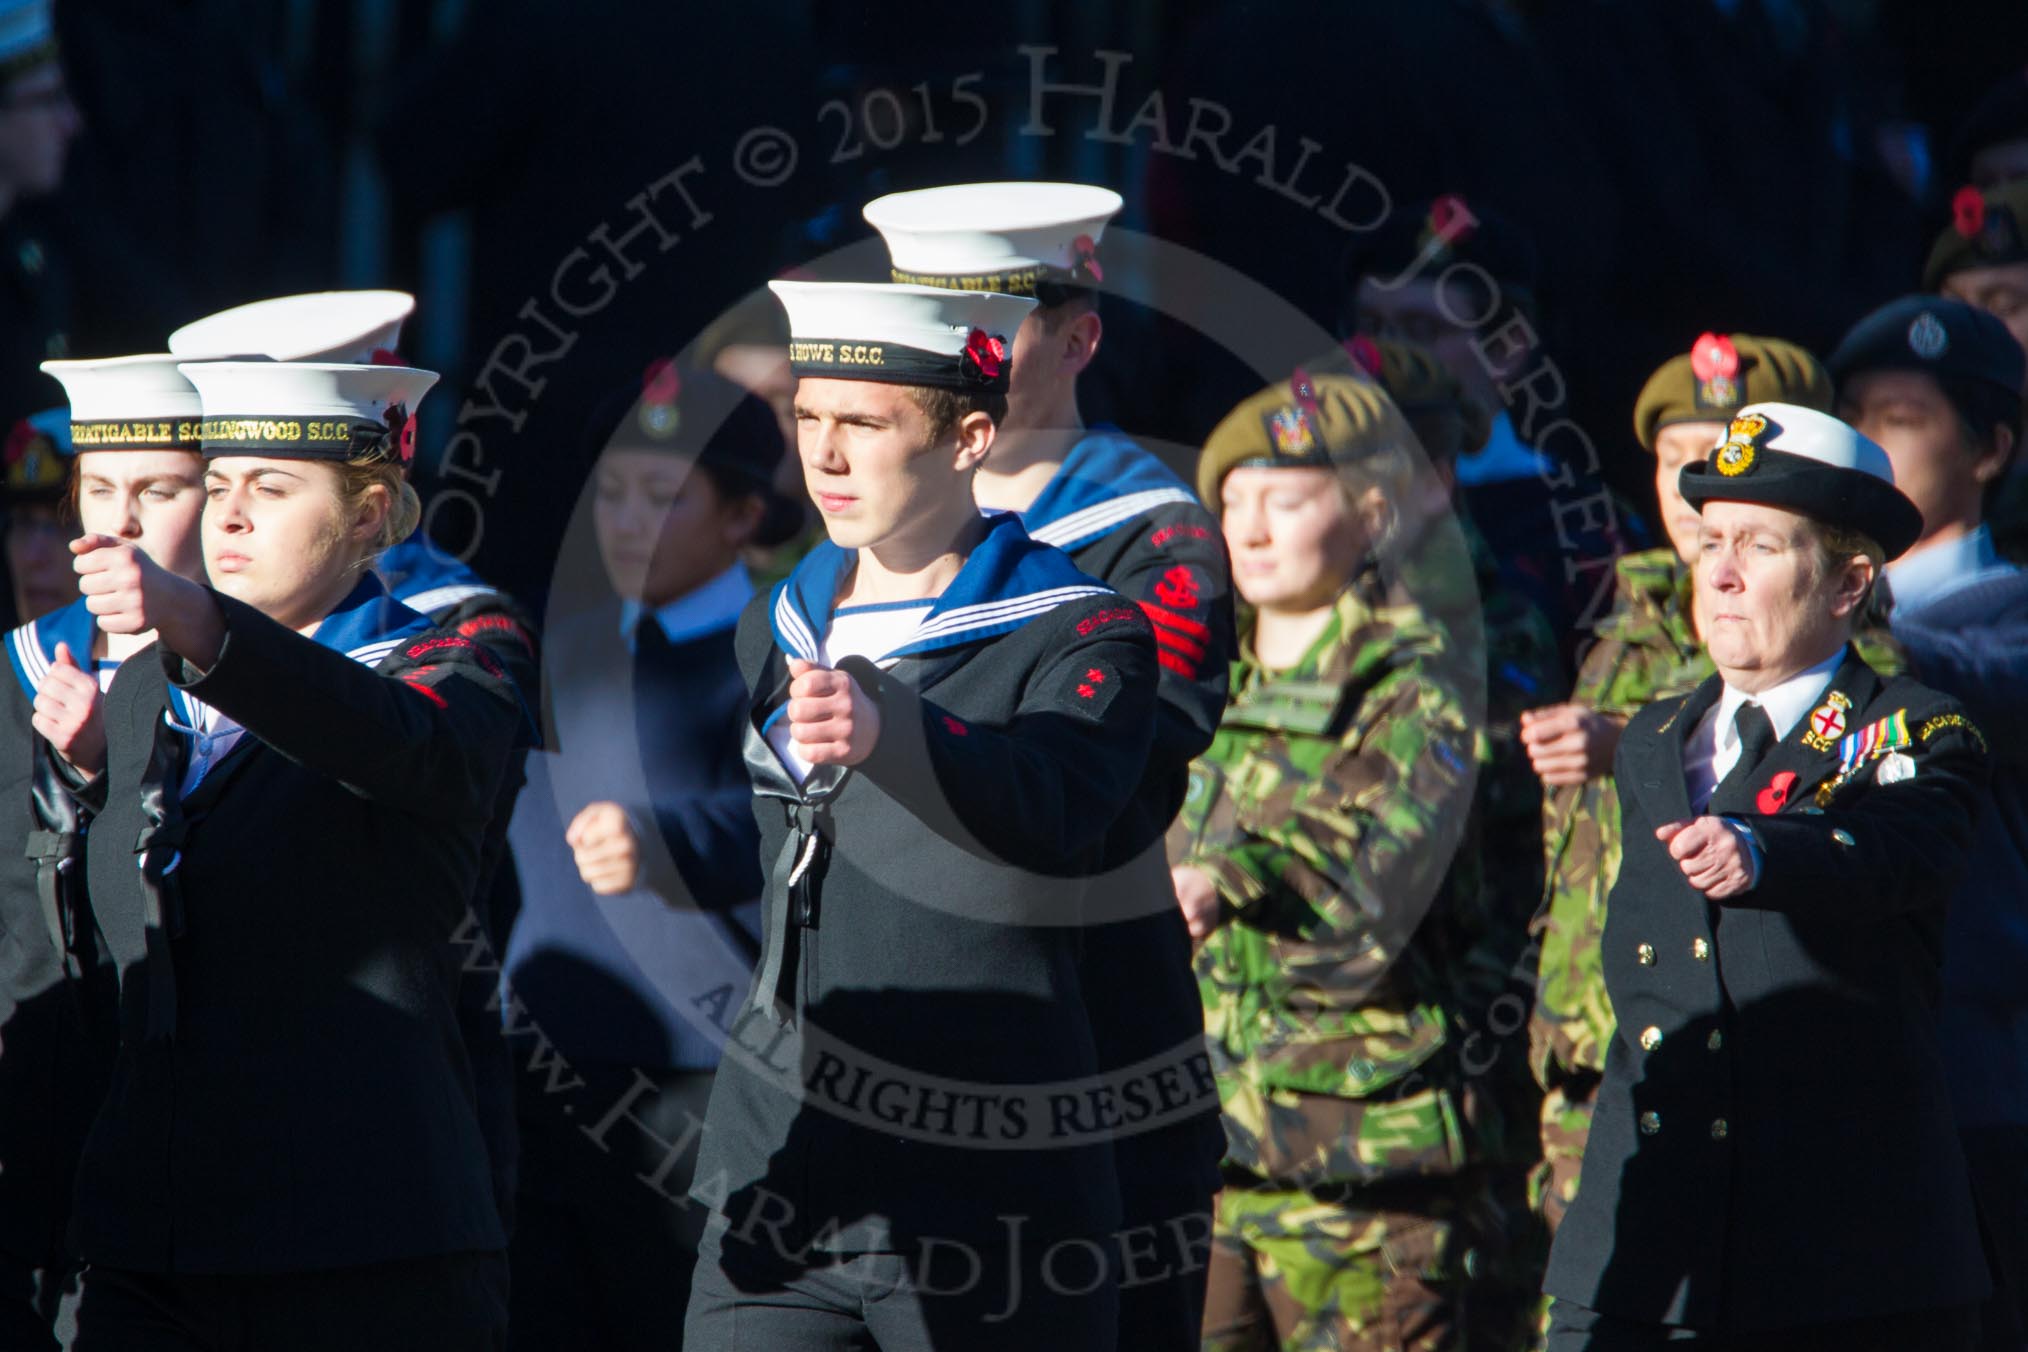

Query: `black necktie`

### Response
(1710, 701, 1776, 809)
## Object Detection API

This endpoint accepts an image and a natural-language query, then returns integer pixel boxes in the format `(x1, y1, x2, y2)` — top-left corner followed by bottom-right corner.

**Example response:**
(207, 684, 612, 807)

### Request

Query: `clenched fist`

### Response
(786, 659, 880, 767)
(567, 802, 642, 896)
(31, 642, 104, 775)
(1520, 702, 1627, 786)
(72, 534, 221, 666)
(1657, 817, 1756, 900)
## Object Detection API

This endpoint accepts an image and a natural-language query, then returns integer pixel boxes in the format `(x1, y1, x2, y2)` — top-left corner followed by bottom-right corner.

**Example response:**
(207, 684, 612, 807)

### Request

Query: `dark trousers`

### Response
(1964, 1125, 2028, 1352)
(508, 1061, 714, 1351)
(1545, 1297, 1982, 1352)
(0, 1248, 76, 1352)
(684, 1214, 1119, 1351)
(1112, 1157, 1213, 1352)
(70, 1252, 507, 1352)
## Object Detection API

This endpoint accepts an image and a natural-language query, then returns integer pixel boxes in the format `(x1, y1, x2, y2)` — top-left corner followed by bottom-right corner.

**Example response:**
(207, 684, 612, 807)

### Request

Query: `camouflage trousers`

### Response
(1521, 1075, 1600, 1351)
(1202, 1179, 1535, 1352)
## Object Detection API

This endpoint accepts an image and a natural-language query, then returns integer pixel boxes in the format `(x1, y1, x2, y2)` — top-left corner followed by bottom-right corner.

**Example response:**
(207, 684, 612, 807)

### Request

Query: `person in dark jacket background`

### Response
(499, 363, 797, 1350)
(1832, 294, 2028, 1351)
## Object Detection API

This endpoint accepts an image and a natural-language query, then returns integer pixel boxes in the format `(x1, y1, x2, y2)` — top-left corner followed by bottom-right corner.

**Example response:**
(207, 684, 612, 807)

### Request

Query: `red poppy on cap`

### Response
(1953, 185, 1987, 240)
(1690, 332, 1740, 383)
(963, 329, 1006, 382)
(1072, 233, 1104, 284)
(370, 347, 405, 367)
(1343, 335, 1384, 378)
(642, 357, 682, 406)
(1428, 193, 1477, 244)
(1289, 366, 1318, 417)
(382, 403, 416, 467)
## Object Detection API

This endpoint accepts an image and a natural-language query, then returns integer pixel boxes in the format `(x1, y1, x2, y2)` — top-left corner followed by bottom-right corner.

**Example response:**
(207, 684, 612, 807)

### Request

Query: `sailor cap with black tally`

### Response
(767, 281, 1035, 394)
(862, 182, 1120, 302)
(40, 354, 203, 451)
(177, 361, 439, 467)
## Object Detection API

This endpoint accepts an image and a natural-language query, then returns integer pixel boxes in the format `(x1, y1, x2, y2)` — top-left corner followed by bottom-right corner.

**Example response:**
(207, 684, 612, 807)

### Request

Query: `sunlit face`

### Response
(0, 64, 80, 198)
(1694, 501, 1865, 690)
(1940, 263, 2028, 373)
(1651, 422, 1726, 564)
(76, 450, 208, 583)
(1220, 466, 1372, 613)
(204, 458, 376, 630)
(1838, 369, 1999, 546)
(593, 449, 759, 606)
(793, 377, 986, 552)
(5, 501, 76, 620)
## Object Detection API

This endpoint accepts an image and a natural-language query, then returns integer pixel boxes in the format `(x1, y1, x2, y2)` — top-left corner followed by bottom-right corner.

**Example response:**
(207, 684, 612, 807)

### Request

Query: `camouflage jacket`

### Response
(1528, 547, 1905, 1089)
(1170, 583, 1501, 1191)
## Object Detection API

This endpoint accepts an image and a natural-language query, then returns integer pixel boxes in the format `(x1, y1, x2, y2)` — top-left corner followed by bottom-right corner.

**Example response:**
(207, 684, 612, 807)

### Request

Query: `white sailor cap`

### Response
(1679, 401, 1924, 558)
(178, 361, 438, 468)
(862, 182, 1121, 299)
(0, 0, 56, 76)
(168, 290, 416, 364)
(40, 354, 203, 450)
(767, 281, 1035, 392)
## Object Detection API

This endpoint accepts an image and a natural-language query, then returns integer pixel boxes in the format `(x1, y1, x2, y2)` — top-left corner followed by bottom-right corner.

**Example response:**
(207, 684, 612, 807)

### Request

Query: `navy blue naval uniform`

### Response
(684, 512, 1163, 1350)
(1544, 648, 1992, 1348)
(1016, 429, 1234, 1347)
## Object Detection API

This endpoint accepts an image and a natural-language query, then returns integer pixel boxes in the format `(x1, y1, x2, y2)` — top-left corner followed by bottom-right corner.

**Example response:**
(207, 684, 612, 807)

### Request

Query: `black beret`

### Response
(1826, 294, 2025, 400)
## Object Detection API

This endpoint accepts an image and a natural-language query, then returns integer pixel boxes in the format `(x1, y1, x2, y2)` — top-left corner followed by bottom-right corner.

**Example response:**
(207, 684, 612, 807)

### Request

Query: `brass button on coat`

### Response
(1636, 943, 1656, 966)
(1711, 1118, 1729, 1140)
(1708, 1030, 1724, 1051)
(1640, 1026, 1663, 1052)
(1639, 1111, 1662, 1135)
(1692, 938, 1711, 961)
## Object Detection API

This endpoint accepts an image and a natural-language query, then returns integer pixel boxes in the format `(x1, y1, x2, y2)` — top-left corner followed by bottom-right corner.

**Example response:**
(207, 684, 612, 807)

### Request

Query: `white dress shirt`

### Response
(1686, 648, 1845, 812)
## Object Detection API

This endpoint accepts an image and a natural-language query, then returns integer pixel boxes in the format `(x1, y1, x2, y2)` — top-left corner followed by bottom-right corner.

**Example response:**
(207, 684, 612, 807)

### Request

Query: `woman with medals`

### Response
(66, 360, 523, 1351)
(0, 357, 207, 1350)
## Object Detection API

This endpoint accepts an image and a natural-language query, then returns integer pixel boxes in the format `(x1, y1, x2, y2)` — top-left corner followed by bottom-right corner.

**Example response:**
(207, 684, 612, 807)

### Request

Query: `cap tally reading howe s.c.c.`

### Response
(177, 361, 438, 467)
(766, 281, 1035, 392)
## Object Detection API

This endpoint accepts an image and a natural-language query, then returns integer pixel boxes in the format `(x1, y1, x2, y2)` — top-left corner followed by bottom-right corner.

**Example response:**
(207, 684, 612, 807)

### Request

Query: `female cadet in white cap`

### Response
(0, 356, 209, 1351)
(63, 360, 525, 1351)
(682, 280, 1159, 1350)
(1542, 405, 1993, 1350)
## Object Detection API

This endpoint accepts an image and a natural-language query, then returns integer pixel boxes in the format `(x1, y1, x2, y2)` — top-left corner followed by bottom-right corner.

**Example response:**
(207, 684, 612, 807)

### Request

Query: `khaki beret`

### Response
(1334, 335, 1491, 457)
(1197, 369, 1414, 507)
(1631, 333, 1830, 451)
(1925, 181, 2028, 291)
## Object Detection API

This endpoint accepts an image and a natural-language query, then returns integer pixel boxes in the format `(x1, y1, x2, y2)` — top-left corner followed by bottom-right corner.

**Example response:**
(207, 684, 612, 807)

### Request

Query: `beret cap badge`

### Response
(1907, 311, 1950, 360)
(1691, 331, 1742, 410)
(1715, 411, 1767, 477)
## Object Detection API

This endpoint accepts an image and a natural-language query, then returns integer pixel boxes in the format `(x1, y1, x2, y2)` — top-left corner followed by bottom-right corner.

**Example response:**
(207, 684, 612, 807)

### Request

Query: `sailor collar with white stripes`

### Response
(1019, 428, 1199, 554)
(769, 511, 1111, 664)
(375, 536, 499, 618)
(165, 573, 434, 730)
(6, 595, 100, 700)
